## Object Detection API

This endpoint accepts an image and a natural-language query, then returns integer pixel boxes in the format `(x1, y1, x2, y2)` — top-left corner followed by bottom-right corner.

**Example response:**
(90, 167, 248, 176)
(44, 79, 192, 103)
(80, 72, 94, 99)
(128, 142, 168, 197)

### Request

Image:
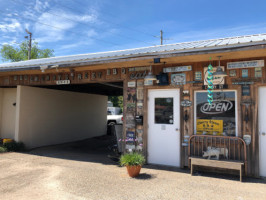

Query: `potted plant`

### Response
(120, 152, 145, 177)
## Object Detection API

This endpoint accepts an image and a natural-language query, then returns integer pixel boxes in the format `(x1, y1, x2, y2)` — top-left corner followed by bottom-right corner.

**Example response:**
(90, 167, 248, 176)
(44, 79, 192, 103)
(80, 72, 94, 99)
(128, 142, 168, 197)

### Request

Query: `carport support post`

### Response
(14, 86, 21, 142)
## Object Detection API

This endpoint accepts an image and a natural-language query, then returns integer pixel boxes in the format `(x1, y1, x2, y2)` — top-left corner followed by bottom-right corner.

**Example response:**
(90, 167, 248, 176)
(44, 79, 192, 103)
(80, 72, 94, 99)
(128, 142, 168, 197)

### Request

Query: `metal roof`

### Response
(1, 33, 266, 71)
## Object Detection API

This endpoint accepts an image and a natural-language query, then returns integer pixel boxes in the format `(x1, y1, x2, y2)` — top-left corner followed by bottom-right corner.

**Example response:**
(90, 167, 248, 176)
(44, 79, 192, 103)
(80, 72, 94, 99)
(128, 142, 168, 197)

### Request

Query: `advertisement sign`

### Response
(196, 119, 223, 135)
(204, 67, 225, 85)
(227, 60, 264, 69)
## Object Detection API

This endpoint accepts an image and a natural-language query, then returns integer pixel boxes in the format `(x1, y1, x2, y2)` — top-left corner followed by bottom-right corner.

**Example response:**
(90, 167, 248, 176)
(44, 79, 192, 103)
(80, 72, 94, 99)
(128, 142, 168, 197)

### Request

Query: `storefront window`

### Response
(195, 91, 237, 136)
(155, 98, 173, 124)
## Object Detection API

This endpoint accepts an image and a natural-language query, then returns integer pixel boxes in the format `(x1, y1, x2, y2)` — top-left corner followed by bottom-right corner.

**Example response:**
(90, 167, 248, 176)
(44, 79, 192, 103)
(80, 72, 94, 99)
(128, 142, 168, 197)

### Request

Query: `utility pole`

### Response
(160, 30, 163, 45)
(25, 29, 32, 60)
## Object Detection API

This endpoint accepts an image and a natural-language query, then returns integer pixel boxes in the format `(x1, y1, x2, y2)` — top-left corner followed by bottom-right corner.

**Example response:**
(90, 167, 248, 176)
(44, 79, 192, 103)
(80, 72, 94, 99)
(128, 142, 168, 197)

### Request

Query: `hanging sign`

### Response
(227, 60, 264, 69)
(163, 65, 192, 73)
(171, 73, 186, 85)
(196, 119, 223, 135)
(56, 80, 70, 85)
(204, 66, 225, 85)
(181, 100, 192, 107)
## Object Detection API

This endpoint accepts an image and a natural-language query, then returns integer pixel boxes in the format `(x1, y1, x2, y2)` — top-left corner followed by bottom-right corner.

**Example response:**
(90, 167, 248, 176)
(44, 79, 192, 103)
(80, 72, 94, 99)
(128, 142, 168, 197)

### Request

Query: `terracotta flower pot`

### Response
(126, 165, 142, 177)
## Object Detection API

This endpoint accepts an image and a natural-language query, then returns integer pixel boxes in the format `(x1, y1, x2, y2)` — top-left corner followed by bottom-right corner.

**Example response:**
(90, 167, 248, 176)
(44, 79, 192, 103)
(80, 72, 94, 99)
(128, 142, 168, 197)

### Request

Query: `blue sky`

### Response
(1, 0, 266, 63)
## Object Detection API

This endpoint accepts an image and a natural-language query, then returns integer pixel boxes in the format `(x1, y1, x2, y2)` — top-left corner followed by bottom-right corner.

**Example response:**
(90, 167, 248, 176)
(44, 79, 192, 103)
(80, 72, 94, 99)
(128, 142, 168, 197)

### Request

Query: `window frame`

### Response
(193, 90, 238, 136)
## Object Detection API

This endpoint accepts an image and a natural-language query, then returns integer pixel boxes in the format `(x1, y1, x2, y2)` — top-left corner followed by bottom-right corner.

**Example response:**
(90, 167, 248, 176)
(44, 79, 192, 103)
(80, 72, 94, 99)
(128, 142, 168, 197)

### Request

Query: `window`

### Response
(194, 91, 237, 136)
(155, 98, 173, 124)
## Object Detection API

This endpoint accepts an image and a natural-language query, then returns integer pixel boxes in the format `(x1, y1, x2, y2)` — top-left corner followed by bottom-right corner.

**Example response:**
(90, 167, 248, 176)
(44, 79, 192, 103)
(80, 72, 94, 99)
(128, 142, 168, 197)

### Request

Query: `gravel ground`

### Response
(0, 137, 266, 200)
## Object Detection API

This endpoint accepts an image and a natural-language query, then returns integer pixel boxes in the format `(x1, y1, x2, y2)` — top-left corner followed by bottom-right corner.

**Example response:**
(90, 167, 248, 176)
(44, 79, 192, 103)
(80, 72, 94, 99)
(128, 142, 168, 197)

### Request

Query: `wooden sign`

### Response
(163, 65, 192, 73)
(56, 80, 70, 85)
(227, 60, 264, 69)
(181, 100, 192, 107)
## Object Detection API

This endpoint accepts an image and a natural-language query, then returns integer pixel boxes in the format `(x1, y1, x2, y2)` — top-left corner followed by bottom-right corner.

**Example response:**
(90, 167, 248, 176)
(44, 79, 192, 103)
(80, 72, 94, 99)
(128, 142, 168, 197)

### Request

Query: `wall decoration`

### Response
(14, 76, 17, 81)
(24, 75, 28, 81)
(52, 75, 56, 81)
(171, 73, 186, 85)
(255, 67, 262, 78)
(91, 72, 96, 79)
(227, 60, 264, 69)
(137, 88, 144, 100)
(181, 100, 192, 107)
(58, 74, 62, 80)
(78, 74, 82, 80)
(163, 65, 192, 73)
(107, 69, 111, 75)
(121, 68, 126, 74)
(229, 70, 236, 77)
(126, 112, 135, 128)
(195, 71, 202, 80)
(196, 119, 223, 135)
(65, 74, 69, 80)
(98, 72, 102, 78)
(127, 103, 135, 112)
(204, 66, 225, 85)
(34, 76, 39, 82)
(137, 80, 144, 87)
(242, 69, 249, 78)
(41, 76, 45, 81)
(144, 79, 153, 86)
(242, 85, 250, 96)
(126, 131, 135, 142)
(113, 68, 117, 75)
(127, 87, 136, 103)
(19, 75, 23, 81)
(128, 81, 136, 87)
(130, 71, 147, 80)
(156, 72, 169, 85)
(129, 66, 150, 72)
(206, 64, 214, 105)
(84, 72, 89, 79)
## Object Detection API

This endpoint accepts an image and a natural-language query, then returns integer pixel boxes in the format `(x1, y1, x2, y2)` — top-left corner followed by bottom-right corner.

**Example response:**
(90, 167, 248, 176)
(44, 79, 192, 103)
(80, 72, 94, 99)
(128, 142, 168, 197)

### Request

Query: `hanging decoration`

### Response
(207, 63, 214, 105)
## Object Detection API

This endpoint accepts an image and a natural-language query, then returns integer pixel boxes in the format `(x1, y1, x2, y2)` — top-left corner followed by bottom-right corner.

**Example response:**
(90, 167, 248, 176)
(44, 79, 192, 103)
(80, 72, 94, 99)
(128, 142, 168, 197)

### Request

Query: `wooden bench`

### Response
(188, 135, 247, 182)
(189, 157, 244, 181)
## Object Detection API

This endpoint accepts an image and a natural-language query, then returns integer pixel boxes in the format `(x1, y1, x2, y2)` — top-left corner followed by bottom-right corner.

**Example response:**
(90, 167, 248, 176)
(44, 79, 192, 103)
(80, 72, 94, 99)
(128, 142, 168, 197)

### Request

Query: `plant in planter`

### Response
(120, 152, 145, 177)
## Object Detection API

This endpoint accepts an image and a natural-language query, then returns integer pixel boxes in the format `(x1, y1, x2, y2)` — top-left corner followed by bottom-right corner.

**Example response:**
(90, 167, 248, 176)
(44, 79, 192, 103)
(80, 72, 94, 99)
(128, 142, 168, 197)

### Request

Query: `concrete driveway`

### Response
(1, 137, 266, 200)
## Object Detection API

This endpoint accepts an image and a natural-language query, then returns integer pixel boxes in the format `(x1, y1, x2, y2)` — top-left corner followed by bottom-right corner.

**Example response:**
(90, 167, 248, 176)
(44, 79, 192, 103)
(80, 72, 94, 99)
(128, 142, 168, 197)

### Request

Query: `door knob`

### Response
(176, 128, 179, 131)
(262, 132, 266, 136)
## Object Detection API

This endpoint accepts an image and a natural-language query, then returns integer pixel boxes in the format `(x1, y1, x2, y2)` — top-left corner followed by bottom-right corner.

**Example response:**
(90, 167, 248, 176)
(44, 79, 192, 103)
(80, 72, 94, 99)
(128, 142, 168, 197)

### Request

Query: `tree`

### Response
(108, 96, 123, 110)
(0, 40, 54, 62)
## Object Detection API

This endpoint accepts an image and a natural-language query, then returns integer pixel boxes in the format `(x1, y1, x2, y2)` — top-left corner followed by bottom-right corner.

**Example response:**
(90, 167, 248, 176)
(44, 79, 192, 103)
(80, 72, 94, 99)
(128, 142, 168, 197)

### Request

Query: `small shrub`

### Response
(0, 146, 7, 153)
(120, 152, 145, 166)
(3, 141, 25, 152)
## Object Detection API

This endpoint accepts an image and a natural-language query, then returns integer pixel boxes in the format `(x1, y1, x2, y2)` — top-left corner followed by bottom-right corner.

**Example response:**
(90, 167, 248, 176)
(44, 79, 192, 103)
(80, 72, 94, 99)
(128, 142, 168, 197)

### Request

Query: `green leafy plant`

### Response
(3, 141, 25, 152)
(120, 152, 145, 166)
(0, 146, 7, 153)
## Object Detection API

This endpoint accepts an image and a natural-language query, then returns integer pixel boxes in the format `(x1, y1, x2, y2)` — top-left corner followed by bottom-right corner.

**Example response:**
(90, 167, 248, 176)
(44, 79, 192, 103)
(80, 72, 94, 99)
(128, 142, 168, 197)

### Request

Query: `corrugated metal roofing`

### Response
(0, 33, 266, 71)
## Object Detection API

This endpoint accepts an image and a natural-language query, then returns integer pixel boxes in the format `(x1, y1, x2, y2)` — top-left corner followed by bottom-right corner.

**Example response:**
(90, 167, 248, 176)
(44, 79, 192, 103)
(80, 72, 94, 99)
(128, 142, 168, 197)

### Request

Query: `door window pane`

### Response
(155, 98, 173, 124)
(195, 91, 236, 136)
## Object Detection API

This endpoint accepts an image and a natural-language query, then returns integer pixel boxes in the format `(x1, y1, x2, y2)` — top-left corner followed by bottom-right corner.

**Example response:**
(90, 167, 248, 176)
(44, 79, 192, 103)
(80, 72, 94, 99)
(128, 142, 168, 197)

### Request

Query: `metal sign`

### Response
(181, 100, 192, 107)
(232, 82, 254, 85)
(204, 66, 225, 85)
(56, 80, 70, 85)
(163, 65, 192, 73)
(227, 60, 264, 69)
(196, 119, 223, 135)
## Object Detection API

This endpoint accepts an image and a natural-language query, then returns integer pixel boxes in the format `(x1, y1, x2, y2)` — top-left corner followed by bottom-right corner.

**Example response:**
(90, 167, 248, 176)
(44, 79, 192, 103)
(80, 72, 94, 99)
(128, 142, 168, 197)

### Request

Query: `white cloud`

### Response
(0, 18, 22, 33)
(34, 0, 49, 12)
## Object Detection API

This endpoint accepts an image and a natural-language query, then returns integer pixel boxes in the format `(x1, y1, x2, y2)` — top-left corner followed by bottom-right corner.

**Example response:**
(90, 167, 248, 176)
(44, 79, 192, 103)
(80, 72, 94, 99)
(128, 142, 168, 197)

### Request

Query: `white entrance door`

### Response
(147, 89, 180, 167)
(259, 87, 266, 177)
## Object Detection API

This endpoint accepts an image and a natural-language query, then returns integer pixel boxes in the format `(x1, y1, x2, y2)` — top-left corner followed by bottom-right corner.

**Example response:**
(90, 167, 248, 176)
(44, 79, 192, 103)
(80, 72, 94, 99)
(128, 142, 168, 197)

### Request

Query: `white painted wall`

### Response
(16, 86, 107, 148)
(0, 88, 17, 139)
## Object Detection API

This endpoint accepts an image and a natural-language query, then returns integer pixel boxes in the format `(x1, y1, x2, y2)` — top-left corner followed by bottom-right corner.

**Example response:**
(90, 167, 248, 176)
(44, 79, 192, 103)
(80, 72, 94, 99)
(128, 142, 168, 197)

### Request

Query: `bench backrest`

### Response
(188, 135, 247, 173)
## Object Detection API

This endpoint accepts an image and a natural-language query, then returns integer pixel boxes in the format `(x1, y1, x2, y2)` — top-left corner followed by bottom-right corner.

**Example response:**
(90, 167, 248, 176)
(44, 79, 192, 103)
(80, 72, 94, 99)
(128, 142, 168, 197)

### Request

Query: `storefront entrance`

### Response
(147, 89, 180, 167)
(259, 87, 266, 177)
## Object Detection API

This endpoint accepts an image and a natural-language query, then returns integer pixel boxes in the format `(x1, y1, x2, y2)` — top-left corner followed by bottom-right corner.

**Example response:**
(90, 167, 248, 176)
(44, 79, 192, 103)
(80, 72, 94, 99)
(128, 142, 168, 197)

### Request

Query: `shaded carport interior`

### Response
(0, 81, 123, 155)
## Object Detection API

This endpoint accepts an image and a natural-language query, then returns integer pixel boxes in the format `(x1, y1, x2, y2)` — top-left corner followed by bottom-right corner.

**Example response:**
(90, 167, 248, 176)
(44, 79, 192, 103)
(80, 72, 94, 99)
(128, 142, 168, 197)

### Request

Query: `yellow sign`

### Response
(196, 119, 223, 135)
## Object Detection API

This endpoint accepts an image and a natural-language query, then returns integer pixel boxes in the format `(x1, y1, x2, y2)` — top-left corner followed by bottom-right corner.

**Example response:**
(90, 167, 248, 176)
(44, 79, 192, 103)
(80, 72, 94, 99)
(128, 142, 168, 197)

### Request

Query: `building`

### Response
(0, 33, 266, 178)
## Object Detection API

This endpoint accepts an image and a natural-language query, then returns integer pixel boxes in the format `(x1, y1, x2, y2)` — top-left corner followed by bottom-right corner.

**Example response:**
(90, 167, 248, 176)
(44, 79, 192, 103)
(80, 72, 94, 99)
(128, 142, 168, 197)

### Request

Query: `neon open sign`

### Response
(200, 100, 233, 114)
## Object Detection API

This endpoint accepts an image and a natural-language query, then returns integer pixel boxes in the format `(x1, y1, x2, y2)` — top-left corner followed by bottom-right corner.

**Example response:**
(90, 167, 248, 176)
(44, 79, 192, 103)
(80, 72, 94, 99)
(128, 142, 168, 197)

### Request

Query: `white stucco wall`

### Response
(16, 86, 107, 148)
(0, 88, 17, 139)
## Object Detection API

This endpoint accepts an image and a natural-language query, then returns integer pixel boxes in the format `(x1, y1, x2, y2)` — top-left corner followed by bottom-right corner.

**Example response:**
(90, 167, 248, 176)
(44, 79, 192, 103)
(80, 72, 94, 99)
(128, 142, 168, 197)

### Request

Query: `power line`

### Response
(55, 1, 156, 45)
(71, 0, 157, 38)
(0, 8, 120, 47)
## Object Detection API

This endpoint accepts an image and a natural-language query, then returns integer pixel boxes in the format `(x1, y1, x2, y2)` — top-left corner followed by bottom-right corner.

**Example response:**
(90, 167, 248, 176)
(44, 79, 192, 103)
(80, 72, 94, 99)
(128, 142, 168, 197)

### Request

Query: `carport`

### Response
(0, 81, 123, 149)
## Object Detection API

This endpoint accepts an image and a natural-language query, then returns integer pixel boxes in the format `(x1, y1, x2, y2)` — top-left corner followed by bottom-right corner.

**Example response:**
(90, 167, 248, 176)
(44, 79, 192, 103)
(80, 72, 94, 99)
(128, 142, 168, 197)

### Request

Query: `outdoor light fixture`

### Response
(213, 56, 227, 77)
(40, 65, 48, 73)
(144, 66, 157, 81)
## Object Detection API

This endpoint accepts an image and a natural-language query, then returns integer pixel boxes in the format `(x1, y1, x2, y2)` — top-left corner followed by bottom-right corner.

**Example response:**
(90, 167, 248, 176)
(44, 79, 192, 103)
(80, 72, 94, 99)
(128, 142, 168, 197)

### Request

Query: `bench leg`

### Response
(240, 166, 242, 182)
(191, 164, 193, 176)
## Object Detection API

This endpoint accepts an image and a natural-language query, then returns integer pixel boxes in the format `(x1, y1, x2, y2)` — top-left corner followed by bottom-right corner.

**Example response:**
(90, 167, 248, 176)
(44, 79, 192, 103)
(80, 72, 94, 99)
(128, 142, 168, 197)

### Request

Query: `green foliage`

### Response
(120, 152, 145, 166)
(108, 96, 123, 110)
(3, 141, 25, 152)
(0, 146, 7, 153)
(1, 40, 54, 62)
